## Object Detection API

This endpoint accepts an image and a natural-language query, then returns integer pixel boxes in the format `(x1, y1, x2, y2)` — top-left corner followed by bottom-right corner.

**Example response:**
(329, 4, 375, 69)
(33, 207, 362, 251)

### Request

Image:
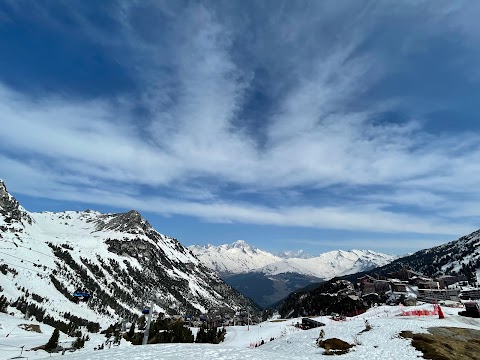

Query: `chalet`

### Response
(374, 280, 391, 293)
(301, 318, 325, 329)
(390, 281, 407, 293)
(358, 278, 390, 295)
(388, 268, 424, 281)
(416, 280, 440, 290)
(409, 276, 434, 286)
(358, 274, 376, 284)
(386, 281, 417, 305)
(362, 282, 376, 295)
(460, 288, 480, 300)
(417, 288, 461, 303)
(436, 275, 467, 288)
(358, 275, 376, 295)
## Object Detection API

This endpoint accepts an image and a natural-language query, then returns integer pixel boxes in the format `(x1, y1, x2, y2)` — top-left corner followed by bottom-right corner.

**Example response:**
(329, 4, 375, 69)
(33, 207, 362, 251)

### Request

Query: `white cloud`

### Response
(2, 156, 476, 237)
(1, 2, 480, 238)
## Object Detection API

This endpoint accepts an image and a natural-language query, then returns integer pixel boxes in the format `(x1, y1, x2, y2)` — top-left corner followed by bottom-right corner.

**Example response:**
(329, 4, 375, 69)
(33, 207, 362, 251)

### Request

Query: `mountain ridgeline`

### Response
(189, 241, 396, 308)
(342, 229, 480, 284)
(0, 180, 256, 333)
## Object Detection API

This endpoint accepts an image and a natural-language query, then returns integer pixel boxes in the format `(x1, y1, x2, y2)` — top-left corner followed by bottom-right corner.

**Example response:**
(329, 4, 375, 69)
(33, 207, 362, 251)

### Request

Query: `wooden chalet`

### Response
(387, 268, 424, 281)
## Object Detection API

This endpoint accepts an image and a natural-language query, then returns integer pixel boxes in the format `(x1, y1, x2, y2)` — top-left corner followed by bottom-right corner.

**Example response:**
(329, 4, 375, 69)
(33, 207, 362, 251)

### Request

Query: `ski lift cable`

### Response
(1, 239, 58, 260)
(0, 260, 50, 276)
(0, 342, 23, 349)
(9, 240, 58, 260)
(4, 239, 104, 281)
(0, 251, 56, 272)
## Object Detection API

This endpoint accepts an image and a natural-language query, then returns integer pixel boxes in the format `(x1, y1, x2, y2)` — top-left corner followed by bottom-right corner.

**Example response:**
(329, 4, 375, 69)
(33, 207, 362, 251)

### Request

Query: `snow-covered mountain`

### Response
(275, 249, 313, 259)
(188, 240, 282, 277)
(0, 180, 254, 331)
(189, 241, 396, 279)
(189, 241, 396, 307)
(260, 249, 396, 279)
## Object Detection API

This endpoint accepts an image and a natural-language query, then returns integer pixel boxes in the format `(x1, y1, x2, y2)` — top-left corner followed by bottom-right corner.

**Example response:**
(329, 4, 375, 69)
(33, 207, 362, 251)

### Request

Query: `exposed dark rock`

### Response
(0, 180, 32, 225)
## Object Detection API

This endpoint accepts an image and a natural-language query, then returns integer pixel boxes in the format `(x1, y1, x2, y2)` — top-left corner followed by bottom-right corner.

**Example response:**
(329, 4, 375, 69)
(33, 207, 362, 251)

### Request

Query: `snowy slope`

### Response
(0, 180, 254, 331)
(190, 241, 396, 279)
(1, 304, 479, 360)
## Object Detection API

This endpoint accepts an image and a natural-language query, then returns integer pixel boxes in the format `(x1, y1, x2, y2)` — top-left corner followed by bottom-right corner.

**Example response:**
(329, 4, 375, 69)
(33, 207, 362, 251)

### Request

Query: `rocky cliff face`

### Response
(0, 180, 32, 225)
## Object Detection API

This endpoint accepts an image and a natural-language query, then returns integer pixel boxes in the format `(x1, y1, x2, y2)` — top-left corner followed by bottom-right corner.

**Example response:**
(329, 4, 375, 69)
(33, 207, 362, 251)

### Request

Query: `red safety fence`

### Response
(401, 304, 444, 318)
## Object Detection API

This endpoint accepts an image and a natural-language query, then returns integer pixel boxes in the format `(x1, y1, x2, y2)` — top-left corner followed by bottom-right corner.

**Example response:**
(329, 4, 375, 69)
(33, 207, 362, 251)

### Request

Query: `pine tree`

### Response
(137, 315, 146, 330)
(45, 328, 60, 351)
(127, 322, 135, 339)
(113, 330, 122, 345)
(196, 326, 206, 343)
(72, 335, 85, 349)
(0, 295, 9, 313)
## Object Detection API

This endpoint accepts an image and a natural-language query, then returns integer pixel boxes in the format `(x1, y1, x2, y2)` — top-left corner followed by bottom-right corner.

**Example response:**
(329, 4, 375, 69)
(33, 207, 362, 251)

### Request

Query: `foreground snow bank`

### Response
(1, 304, 479, 360)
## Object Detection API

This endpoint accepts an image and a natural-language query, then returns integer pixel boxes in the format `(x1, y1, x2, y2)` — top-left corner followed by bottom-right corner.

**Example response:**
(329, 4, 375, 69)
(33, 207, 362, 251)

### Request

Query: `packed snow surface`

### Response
(1, 303, 479, 360)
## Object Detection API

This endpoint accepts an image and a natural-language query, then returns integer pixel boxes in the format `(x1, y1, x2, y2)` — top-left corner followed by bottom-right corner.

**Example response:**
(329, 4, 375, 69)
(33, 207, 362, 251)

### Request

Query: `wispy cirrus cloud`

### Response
(1, 1, 480, 245)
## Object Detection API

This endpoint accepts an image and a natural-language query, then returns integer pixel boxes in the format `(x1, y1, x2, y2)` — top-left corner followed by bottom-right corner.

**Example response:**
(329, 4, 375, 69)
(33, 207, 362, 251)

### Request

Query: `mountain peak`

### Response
(0, 179, 10, 202)
(190, 241, 282, 275)
(231, 240, 251, 249)
(94, 209, 152, 235)
(0, 180, 32, 225)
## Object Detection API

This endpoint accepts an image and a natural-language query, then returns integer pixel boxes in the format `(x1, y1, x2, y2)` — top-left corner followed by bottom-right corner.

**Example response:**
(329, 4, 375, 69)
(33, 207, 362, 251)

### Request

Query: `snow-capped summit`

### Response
(231, 239, 251, 249)
(189, 241, 282, 276)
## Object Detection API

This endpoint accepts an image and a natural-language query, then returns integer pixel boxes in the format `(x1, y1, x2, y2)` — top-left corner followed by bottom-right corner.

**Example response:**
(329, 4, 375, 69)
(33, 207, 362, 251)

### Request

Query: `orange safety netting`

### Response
(401, 304, 443, 317)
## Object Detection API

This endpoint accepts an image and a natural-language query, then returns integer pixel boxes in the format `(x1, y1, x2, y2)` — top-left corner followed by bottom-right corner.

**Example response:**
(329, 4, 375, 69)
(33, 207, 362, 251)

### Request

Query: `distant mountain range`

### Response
(188, 240, 282, 277)
(189, 240, 396, 279)
(189, 241, 396, 307)
(0, 180, 255, 333)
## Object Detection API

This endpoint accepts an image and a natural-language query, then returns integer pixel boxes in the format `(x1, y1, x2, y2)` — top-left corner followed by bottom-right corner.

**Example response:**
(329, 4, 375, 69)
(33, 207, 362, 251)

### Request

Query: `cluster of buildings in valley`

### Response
(358, 268, 480, 305)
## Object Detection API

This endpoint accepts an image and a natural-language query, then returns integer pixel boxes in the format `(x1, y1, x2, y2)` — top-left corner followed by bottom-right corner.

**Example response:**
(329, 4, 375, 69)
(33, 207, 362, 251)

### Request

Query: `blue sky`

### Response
(1, 1, 480, 255)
